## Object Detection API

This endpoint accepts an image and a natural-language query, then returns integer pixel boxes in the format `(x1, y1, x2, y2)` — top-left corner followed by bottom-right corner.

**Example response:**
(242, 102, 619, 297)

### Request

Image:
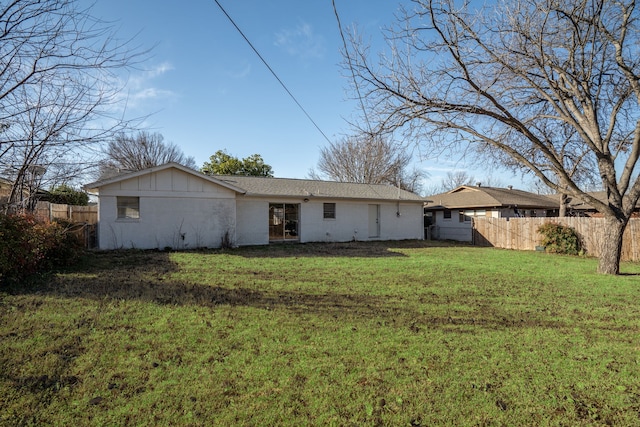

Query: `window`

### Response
(117, 196, 140, 219)
(443, 209, 452, 220)
(323, 203, 336, 219)
(459, 210, 465, 222)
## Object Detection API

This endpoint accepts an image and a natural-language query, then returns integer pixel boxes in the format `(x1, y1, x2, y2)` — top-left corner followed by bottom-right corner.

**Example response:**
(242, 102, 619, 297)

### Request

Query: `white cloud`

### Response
(130, 87, 175, 102)
(148, 62, 174, 79)
(274, 21, 325, 60)
(127, 62, 174, 90)
(228, 63, 251, 79)
(120, 61, 176, 109)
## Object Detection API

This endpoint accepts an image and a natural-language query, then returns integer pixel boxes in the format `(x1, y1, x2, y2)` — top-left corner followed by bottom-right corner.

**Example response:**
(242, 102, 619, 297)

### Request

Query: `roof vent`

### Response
(508, 185, 513, 190)
(476, 182, 482, 187)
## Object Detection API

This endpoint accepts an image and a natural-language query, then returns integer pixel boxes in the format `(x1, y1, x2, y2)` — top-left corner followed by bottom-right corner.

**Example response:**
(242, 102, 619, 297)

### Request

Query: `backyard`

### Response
(1, 241, 640, 426)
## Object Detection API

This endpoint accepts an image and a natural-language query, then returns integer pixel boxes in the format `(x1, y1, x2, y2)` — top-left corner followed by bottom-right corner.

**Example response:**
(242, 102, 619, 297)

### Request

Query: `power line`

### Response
(212, 0, 332, 144)
(332, 0, 372, 135)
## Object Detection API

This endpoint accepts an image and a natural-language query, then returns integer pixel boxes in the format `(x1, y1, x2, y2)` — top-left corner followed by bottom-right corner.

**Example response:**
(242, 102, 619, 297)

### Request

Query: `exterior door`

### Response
(368, 204, 379, 238)
(269, 203, 299, 242)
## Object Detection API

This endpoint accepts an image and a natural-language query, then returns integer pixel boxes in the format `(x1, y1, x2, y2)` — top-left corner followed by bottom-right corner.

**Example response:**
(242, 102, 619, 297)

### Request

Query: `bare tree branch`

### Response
(344, 0, 640, 273)
(313, 134, 427, 194)
(0, 0, 149, 211)
(99, 131, 197, 179)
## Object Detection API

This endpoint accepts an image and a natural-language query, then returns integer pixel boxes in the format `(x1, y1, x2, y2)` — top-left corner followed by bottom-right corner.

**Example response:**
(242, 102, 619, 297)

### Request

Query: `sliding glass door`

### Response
(269, 203, 299, 242)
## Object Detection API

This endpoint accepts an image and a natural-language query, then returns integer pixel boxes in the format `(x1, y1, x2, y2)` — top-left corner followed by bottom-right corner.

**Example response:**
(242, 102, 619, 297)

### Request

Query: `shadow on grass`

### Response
(7, 247, 567, 332)
(229, 239, 466, 258)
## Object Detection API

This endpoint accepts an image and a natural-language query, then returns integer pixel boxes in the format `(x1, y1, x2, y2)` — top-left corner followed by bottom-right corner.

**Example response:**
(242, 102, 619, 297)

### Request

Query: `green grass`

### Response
(2, 241, 640, 426)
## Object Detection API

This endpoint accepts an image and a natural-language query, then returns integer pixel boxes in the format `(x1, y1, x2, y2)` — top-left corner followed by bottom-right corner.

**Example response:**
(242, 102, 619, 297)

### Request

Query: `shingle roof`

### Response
(425, 185, 559, 209)
(218, 175, 424, 201)
(564, 191, 607, 210)
(84, 162, 424, 202)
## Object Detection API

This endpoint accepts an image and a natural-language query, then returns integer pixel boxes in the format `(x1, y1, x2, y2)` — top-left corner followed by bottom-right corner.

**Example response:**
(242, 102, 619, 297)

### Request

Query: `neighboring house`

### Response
(561, 191, 640, 217)
(84, 162, 425, 250)
(424, 184, 560, 242)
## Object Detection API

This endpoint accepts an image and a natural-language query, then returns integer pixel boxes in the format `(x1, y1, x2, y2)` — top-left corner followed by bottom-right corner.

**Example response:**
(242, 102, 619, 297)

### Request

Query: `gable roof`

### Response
(84, 162, 424, 202)
(218, 175, 424, 201)
(83, 162, 246, 194)
(425, 185, 559, 210)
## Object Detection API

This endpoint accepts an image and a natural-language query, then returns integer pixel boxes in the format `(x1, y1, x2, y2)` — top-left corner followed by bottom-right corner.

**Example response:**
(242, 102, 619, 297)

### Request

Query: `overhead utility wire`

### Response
(332, 0, 372, 135)
(212, 0, 332, 144)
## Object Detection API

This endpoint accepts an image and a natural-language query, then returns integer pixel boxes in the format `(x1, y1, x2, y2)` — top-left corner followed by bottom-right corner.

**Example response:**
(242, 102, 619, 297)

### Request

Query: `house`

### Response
(83, 162, 425, 250)
(424, 184, 560, 242)
(559, 191, 640, 217)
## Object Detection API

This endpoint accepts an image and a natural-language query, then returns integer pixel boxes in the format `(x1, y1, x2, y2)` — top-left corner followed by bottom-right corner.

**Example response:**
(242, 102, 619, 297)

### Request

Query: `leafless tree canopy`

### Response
(345, 0, 640, 273)
(424, 171, 506, 195)
(440, 171, 475, 191)
(100, 132, 196, 178)
(0, 0, 147, 210)
(312, 134, 426, 194)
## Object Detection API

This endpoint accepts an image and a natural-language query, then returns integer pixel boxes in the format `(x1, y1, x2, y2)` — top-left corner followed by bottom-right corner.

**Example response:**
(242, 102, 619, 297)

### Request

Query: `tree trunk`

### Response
(598, 215, 627, 275)
(559, 193, 568, 217)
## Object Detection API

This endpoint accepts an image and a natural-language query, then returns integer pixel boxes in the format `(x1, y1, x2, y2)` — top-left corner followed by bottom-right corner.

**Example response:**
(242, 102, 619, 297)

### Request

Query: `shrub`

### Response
(538, 222, 583, 256)
(0, 213, 83, 285)
(47, 184, 89, 206)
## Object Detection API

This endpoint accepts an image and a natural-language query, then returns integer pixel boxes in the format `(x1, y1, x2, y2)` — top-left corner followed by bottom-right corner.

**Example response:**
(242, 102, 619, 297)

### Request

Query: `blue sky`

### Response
(88, 0, 520, 193)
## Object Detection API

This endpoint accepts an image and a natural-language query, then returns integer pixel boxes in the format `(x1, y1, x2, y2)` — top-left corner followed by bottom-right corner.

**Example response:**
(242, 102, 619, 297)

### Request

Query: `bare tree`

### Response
(100, 131, 197, 178)
(344, 0, 640, 274)
(440, 171, 475, 191)
(0, 0, 147, 211)
(311, 134, 427, 194)
(424, 171, 506, 195)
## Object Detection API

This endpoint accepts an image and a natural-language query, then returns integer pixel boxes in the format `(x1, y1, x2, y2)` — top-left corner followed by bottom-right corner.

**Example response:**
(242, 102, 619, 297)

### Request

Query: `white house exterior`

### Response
(425, 185, 559, 242)
(85, 163, 425, 250)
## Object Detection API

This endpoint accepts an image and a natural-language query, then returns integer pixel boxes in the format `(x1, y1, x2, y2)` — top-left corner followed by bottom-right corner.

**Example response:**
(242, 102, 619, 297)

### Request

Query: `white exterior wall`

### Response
(431, 208, 551, 242)
(97, 168, 236, 250)
(235, 199, 269, 246)
(300, 199, 424, 243)
(234, 198, 425, 245)
(431, 211, 473, 242)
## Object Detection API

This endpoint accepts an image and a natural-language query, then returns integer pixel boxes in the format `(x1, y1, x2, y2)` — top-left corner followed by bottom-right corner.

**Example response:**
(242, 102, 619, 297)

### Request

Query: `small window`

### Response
(459, 211, 465, 222)
(443, 209, 452, 220)
(117, 196, 140, 219)
(323, 203, 336, 219)
(463, 210, 473, 222)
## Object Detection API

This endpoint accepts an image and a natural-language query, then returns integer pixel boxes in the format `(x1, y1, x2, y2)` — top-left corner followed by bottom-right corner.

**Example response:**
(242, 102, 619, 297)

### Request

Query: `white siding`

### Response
(431, 207, 550, 242)
(235, 199, 269, 246)
(97, 168, 237, 250)
(95, 167, 425, 249)
(234, 198, 424, 246)
(430, 210, 473, 242)
(299, 200, 423, 243)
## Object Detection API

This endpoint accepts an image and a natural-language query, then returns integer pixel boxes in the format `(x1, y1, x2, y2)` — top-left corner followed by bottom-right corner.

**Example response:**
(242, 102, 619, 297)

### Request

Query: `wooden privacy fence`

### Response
(473, 217, 640, 262)
(34, 201, 97, 224)
(32, 201, 98, 249)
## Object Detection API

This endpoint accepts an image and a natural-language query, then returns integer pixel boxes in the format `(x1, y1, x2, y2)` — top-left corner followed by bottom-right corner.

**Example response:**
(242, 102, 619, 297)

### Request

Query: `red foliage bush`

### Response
(0, 213, 82, 284)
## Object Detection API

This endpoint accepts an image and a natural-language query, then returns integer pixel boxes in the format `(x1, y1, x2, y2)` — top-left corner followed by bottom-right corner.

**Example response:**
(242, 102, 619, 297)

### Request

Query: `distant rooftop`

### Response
(425, 185, 559, 209)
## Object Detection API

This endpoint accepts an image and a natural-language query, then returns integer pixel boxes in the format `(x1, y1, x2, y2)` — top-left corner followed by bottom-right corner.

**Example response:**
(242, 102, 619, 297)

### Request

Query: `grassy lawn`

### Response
(2, 241, 640, 426)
